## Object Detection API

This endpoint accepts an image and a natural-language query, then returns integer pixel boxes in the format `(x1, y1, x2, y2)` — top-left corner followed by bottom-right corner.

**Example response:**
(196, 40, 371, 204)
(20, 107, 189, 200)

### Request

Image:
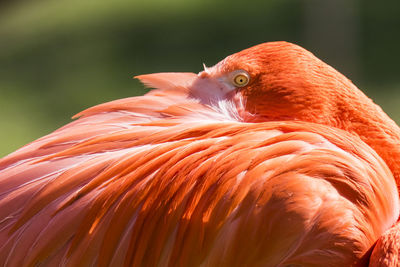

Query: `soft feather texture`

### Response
(370, 221, 400, 266)
(0, 41, 399, 266)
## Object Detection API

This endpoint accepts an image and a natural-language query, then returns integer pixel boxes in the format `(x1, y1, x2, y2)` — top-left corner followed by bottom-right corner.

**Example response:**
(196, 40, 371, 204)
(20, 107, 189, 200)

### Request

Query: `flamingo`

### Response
(0, 41, 399, 266)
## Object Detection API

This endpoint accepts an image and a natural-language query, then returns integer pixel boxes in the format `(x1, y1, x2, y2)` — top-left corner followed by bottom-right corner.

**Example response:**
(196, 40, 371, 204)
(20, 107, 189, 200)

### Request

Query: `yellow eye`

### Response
(232, 71, 250, 87)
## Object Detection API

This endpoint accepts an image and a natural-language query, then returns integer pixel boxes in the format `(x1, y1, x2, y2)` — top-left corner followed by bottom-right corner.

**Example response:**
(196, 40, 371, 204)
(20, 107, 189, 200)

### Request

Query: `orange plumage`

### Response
(0, 41, 399, 266)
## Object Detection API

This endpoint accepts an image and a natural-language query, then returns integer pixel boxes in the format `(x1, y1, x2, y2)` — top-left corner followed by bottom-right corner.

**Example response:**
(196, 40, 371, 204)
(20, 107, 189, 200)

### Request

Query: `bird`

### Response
(0, 41, 399, 266)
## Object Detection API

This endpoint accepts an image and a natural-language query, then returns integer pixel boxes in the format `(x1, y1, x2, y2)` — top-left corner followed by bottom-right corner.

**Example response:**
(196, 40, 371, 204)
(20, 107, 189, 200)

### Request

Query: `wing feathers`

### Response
(0, 91, 398, 266)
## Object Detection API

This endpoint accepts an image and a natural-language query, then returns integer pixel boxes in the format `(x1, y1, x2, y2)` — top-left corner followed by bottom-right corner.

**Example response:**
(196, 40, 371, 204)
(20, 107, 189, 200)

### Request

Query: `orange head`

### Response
(199, 41, 366, 126)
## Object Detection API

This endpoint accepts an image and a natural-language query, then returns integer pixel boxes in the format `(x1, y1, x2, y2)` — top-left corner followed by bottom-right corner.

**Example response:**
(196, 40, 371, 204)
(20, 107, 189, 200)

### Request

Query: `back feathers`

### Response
(0, 76, 398, 266)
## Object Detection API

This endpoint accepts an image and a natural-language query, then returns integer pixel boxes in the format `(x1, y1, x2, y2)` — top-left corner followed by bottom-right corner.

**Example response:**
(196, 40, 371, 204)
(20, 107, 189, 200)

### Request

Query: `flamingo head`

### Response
(197, 41, 364, 126)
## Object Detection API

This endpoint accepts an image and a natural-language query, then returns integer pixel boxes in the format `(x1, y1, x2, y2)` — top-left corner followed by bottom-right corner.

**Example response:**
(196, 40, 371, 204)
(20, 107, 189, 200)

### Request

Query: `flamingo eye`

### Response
(232, 71, 250, 87)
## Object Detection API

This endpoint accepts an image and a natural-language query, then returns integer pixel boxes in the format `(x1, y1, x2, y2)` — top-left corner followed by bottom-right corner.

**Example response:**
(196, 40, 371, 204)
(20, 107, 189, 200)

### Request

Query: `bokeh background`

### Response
(1, 0, 400, 156)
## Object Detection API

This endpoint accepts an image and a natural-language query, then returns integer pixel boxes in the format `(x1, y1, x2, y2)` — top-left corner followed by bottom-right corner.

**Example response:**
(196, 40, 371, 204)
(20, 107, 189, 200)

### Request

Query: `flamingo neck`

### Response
(338, 93, 400, 191)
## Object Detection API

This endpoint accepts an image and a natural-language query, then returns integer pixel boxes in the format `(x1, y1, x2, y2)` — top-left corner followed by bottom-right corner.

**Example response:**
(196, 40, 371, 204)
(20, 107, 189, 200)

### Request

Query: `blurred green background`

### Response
(1, 0, 400, 157)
